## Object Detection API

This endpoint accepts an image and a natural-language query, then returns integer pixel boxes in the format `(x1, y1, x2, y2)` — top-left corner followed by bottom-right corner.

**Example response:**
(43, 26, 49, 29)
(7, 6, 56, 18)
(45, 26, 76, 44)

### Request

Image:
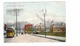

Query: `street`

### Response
(4, 34, 60, 43)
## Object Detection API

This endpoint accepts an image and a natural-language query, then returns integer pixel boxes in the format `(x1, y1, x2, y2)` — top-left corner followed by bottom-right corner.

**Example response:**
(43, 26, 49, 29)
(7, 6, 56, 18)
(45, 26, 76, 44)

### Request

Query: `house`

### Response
(50, 22, 66, 32)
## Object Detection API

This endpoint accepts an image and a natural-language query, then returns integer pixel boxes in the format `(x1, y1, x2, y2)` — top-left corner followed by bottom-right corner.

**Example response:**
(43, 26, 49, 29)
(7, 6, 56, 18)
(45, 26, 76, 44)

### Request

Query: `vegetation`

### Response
(27, 27, 32, 34)
(39, 32, 66, 37)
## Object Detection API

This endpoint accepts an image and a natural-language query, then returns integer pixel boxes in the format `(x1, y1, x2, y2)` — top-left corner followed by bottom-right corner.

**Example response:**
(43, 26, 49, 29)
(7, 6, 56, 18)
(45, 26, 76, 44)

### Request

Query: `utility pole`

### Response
(15, 9, 18, 36)
(15, 9, 23, 36)
(7, 9, 23, 36)
(43, 9, 47, 38)
(35, 9, 47, 37)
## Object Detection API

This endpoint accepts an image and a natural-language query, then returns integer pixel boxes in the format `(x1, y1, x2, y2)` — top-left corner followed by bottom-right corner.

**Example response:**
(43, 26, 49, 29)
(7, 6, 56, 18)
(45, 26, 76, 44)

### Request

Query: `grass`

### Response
(39, 32, 66, 37)
(25, 27, 66, 37)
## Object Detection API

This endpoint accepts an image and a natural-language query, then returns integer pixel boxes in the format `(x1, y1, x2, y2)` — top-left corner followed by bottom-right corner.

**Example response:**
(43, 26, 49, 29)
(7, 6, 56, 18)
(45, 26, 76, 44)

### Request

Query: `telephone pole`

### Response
(43, 9, 47, 38)
(7, 9, 23, 36)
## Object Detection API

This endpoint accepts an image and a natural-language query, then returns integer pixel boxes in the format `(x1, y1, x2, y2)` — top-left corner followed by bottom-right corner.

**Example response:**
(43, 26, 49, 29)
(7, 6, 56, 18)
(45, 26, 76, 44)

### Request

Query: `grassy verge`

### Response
(39, 32, 66, 37)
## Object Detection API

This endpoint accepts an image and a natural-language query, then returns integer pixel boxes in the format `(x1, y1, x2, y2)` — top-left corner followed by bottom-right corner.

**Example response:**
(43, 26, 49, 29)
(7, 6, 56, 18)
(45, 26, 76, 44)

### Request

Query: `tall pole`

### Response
(7, 9, 23, 36)
(44, 9, 47, 38)
(15, 9, 18, 36)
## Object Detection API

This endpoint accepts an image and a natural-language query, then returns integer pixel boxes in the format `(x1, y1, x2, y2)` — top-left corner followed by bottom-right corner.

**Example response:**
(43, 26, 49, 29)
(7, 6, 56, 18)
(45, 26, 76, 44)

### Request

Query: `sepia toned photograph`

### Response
(4, 1, 66, 43)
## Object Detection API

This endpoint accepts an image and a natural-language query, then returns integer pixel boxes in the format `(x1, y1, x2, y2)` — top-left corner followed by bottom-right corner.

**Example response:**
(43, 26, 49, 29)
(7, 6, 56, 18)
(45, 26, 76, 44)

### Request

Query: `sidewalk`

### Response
(4, 34, 60, 43)
(32, 34, 66, 42)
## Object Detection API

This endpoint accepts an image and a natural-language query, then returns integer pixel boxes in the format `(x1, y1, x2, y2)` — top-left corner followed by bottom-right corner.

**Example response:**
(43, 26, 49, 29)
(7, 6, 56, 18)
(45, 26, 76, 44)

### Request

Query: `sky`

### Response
(4, 1, 66, 25)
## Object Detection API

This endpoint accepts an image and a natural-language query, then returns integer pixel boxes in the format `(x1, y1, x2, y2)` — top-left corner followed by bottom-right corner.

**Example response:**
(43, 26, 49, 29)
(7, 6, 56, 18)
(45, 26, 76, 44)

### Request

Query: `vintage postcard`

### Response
(4, 1, 66, 43)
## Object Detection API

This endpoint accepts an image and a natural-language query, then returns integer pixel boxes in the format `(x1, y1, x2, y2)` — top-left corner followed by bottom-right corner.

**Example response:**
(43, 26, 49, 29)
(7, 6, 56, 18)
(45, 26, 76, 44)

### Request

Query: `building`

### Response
(35, 23, 45, 32)
(52, 26, 65, 32)
(24, 24, 33, 33)
(50, 22, 66, 32)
